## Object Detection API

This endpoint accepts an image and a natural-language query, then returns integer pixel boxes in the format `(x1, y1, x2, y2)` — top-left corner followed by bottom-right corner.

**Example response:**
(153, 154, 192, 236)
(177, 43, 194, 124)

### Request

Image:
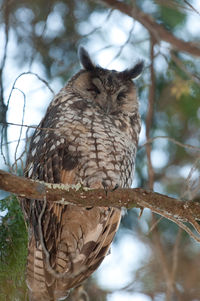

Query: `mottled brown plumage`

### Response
(20, 47, 143, 300)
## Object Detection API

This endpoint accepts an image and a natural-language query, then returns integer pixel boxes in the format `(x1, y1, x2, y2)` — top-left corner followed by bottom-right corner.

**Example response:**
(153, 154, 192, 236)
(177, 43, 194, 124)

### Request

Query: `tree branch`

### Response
(0, 168, 200, 219)
(1, 169, 200, 242)
(99, 0, 200, 57)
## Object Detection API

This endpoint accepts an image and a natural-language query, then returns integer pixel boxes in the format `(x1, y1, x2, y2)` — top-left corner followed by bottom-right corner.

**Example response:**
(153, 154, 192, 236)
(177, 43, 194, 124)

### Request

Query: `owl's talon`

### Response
(102, 182, 119, 195)
(139, 207, 144, 218)
(104, 188, 108, 196)
(112, 184, 119, 192)
(102, 181, 108, 196)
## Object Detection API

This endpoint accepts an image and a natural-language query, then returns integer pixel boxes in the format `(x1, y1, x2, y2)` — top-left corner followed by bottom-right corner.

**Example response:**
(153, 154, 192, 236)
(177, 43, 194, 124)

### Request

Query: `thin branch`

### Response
(1, 71, 55, 168)
(171, 229, 181, 281)
(11, 88, 26, 173)
(0, 121, 38, 131)
(99, 0, 200, 57)
(0, 0, 9, 98)
(153, 223, 177, 301)
(82, 8, 114, 38)
(165, 228, 181, 301)
(28, 3, 53, 69)
(145, 36, 155, 190)
(170, 52, 200, 84)
(182, 155, 200, 200)
(140, 136, 200, 152)
(6, 72, 55, 109)
(0, 0, 10, 166)
(1, 138, 27, 146)
(147, 216, 163, 235)
(143, 201, 200, 243)
(163, 214, 200, 243)
(183, 0, 200, 16)
(106, 22, 135, 67)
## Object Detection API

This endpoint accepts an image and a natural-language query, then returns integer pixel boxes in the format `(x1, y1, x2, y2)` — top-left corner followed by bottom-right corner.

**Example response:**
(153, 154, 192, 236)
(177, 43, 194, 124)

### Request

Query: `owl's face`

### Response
(70, 47, 143, 115)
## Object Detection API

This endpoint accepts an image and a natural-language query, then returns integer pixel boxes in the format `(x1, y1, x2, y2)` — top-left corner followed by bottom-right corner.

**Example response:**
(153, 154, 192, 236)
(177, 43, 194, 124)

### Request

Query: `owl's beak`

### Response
(97, 94, 112, 114)
(105, 103, 111, 114)
(104, 96, 112, 114)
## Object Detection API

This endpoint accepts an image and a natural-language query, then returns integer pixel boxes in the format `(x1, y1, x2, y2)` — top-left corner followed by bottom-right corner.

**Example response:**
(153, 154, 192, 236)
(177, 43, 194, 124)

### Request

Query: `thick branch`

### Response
(1, 169, 200, 221)
(99, 0, 200, 57)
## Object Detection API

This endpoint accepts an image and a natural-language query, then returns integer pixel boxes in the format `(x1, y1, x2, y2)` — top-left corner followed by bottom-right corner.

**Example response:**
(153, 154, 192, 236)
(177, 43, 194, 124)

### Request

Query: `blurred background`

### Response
(0, 0, 200, 300)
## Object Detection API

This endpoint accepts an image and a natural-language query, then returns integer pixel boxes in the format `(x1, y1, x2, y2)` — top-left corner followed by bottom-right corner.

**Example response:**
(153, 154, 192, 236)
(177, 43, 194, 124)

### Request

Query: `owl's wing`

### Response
(20, 137, 77, 299)
(20, 138, 79, 238)
(22, 140, 121, 301)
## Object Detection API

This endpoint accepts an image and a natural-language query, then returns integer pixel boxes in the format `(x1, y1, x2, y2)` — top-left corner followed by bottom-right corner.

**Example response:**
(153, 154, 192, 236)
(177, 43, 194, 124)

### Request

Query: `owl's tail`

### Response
(26, 205, 121, 301)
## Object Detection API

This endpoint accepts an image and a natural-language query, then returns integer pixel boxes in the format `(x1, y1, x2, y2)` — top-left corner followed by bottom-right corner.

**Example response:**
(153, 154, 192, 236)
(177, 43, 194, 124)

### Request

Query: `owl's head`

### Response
(70, 47, 143, 115)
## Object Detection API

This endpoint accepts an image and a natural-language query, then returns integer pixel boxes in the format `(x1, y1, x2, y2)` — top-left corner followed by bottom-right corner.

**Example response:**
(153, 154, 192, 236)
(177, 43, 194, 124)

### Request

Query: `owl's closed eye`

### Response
(70, 47, 144, 114)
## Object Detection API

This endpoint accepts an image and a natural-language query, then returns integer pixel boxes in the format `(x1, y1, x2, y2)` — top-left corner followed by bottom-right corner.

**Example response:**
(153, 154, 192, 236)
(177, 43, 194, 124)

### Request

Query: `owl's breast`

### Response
(62, 107, 138, 189)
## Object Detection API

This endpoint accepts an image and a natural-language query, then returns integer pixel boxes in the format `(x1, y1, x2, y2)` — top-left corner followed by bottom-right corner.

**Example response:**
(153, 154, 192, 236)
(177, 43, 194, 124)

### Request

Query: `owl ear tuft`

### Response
(120, 61, 144, 80)
(78, 46, 95, 71)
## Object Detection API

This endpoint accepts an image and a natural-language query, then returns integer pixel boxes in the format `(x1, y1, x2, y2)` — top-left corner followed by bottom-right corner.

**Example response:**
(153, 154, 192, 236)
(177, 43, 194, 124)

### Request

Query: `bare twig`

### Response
(182, 156, 200, 200)
(106, 22, 135, 67)
(82, 8, 114, 38)
(183, 0, 200, 16)
(6, 72, 55, 110)
(152, 224, 171, 291)
(28, 4, 53, 69)
(145, 36, 155, 190)
(160, 50, 200, 84)
(1, 71, 55, 168)
(165, 228, 181, 301)
(0, 0, 10, 166)
(140, 136, 200, 152)
(147, 216, 163, 235)
(143, 201, 200, 243)
(171, 229, 181, 281)
(11, 88, 26, 173)
(0, 0, 9, 98)
(0, 122, 38, 130)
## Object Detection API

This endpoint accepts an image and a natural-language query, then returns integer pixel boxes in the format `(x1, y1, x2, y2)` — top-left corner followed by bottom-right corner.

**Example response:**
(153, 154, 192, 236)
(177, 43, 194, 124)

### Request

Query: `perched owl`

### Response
(21, 47, 143, 301)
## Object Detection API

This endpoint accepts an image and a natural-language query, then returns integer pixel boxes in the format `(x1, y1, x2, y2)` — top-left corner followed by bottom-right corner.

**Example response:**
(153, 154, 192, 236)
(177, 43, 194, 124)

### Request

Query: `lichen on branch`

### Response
(1, 169, 200, 242)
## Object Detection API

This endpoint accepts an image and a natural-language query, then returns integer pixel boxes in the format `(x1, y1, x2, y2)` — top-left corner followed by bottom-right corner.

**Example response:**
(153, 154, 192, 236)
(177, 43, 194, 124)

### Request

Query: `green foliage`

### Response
(156, 1, 187, 30)
(0, 196, 27, 300)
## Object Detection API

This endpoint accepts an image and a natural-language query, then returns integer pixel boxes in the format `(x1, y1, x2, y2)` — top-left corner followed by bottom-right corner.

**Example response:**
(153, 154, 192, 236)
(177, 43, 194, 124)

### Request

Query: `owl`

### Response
(21, 47, 143, 301)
